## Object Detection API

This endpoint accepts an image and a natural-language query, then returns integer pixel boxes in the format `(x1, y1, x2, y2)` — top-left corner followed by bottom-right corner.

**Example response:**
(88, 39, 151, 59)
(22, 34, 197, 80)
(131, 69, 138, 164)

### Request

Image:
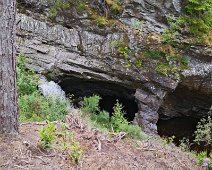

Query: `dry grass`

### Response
(0, 110, 202, 170)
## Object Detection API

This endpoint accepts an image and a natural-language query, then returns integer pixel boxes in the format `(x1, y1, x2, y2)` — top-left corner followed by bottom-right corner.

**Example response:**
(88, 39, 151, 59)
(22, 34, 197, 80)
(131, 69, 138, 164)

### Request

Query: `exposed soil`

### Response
(0, 113, 202, 170)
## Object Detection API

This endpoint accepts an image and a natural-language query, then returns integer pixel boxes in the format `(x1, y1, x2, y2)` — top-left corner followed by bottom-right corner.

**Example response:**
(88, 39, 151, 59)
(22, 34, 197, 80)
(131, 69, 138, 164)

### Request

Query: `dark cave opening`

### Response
(58, 76, 138, 122)
(99, 95, 138, 122)
(157, 116, 200, 144)
(157, 84, 211, 152)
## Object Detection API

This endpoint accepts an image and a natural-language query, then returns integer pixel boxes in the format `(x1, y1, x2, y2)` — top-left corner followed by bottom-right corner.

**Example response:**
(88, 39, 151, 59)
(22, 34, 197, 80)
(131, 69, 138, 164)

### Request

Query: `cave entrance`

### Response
(157, 116, 200, 145)
(58, 76, 138, 122)
(157, 84, 211, 152)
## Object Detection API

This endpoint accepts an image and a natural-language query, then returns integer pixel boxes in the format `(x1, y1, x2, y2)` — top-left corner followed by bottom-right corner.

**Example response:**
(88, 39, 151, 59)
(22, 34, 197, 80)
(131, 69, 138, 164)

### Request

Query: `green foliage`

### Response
(162, 135, 176, 145)
(110, 101, 142, 139)
(179, 137, 190, 151)
(19, 91, 69, 122)
(156, 63, 180, 79)
(162, 0, 212, 43)
(82, 96, 144, 139)
(194, 116, 212, 146)
(38, 122, 83, 163)
(82, 95, 101, 114)
(118, 46, 130, 59)
(17, 54, 69, 122)
(111, 101, 128, 131)
(183, 0, 212, 35)
(131, 21, 143, 30)
(144, 49, 165, 60)
(180, 56, 189, 67)
(111, 39, 130, 59)
(17, 53, 38, 96)
(59, 123, 83, 163)
(38, 121, 56, 150)
(162, 15, 185, 43)
(95, 16, 108, 27)
(76, 1, 87, 12)
(135, 59, 142, 68)
(48, 0, 71, 19)
(196, 151, 212, 169)
(91, 110, 110, 128)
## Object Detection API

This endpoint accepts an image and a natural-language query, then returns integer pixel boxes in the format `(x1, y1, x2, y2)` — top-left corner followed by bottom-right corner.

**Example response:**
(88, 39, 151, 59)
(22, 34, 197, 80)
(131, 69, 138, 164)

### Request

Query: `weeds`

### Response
(82, 95, 101, 114)
(17, 53, 69, 122)
(196, 151, 212, 169)
(162, 135, 176, 145)
(82, 96, 144, 139)
(194, 116, 212, 146)
(38, 122, 83, 163)
(38, 121, 56, 150)
(59, 123, 83, 163)
(179, 137, 190, 152)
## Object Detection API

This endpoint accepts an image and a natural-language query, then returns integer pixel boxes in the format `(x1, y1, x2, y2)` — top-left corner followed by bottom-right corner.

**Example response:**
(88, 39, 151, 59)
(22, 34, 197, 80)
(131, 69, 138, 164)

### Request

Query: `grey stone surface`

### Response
(16, 0, 211, 134)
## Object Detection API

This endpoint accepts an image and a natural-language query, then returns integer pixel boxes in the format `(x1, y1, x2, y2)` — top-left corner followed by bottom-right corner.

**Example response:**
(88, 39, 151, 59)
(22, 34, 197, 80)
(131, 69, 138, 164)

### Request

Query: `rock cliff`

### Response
(16, 0, 212, 134)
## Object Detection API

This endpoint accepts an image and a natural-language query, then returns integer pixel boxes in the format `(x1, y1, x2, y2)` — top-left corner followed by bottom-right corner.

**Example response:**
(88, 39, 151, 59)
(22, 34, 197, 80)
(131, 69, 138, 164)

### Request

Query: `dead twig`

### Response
(32, 156, 48, 164)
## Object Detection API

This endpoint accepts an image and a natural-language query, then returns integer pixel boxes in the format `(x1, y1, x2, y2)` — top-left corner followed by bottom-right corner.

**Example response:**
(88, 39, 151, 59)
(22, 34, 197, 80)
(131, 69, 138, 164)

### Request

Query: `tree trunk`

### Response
(0, 0, 18, 134)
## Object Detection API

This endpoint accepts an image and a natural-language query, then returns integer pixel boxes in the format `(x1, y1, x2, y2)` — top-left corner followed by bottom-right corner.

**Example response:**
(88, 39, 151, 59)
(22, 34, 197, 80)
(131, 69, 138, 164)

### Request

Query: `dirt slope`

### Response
(0, 120, 202, 170)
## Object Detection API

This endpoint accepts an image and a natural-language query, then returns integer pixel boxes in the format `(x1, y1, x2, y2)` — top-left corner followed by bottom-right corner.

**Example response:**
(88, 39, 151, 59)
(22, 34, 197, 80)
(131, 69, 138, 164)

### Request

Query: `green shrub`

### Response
(196, 151, 212, 169)
(194, 116, 212, 146)
(76, 1, 87, 12)
(105, 0, 122, 14)
(17, 53, 69, 122)
(91, 110, 110, 128)
(179, 137, 190, 151)
(82, 96, 144, 139)
(18, 91, 69, 122)
(17, 53, 38, 96)
(162, 135, 176, 145)
(82, 95, 101, 114)
(183, 0, 212, 35)
(111, 101, 128, 131)
(59, 123, 83, 163)
(156, 63, 180, 79)
(117, 46, 130, 59)
(110, 101, 142, 139)
(144, 49, 165, 60)
(95, 16, 108, 27)
(38, 121, 56, 150)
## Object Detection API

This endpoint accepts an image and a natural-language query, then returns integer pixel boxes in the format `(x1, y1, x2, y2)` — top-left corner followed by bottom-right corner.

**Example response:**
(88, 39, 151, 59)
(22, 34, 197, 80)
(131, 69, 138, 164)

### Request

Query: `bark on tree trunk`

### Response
(0, 0, 18, 134)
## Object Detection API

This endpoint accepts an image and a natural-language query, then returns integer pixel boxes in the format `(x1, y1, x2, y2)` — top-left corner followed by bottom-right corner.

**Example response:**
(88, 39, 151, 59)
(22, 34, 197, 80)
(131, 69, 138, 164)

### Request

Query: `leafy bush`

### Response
(82, 95, 101, 114)
(194, 116, 212, 146)
(179, 137, 190, 151)
(95, 16, 108, 27)
(183, 0, 212, 35)
(17, 53, 38, 96)
(38, 121, 56, 150)
(17, 54, 69, 122)
(91, 110, 110, 128)
(38, 122, 83, 163)
(196, 151, 212, 169)
(110, 101, 142, 139)
(19, 92, 69, 122)
(82, 96, 143, 139)
(110, 101, 128, 131)
(105, 0, 122, 14)
(162, 135, 176, 145)
(59, 123, 83, 163)
(144, 49, 165, 60)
